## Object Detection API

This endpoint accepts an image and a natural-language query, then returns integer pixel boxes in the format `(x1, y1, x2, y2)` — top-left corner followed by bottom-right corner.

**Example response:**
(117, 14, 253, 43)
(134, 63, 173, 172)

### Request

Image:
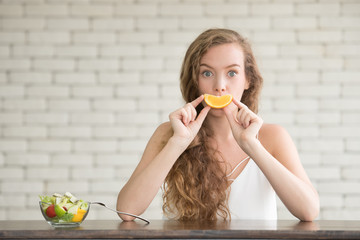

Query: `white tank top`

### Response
(227, 158, 277, 220)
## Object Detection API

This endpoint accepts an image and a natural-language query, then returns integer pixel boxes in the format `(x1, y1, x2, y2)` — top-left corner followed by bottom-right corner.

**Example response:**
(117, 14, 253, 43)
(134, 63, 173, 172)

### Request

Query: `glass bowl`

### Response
(39, 201, 90, 227)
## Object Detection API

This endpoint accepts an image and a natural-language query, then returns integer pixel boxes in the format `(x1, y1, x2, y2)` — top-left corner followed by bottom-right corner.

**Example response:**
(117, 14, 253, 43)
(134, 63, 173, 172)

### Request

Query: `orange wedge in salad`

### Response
(204, 94, 233, 109)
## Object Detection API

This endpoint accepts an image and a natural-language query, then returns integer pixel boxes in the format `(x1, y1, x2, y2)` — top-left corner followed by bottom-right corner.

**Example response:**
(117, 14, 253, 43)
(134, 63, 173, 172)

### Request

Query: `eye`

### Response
(202, 71, 213, 77)
(228, 71, 237, 77)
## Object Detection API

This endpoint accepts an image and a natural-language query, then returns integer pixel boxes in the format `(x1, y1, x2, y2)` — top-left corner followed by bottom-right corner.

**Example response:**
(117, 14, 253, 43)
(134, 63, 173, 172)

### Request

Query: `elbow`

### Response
(299, 199, 320, 222)
(118, 213, 136, 222)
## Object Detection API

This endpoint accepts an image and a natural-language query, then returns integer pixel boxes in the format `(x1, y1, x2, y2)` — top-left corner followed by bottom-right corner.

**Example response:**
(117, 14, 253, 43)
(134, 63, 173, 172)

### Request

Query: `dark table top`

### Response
(1, 219, 360, 239)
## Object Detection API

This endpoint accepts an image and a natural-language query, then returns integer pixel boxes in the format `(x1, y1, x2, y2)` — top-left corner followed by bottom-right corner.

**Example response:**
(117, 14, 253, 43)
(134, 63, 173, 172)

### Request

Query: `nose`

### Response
(214, 77, 226, 93)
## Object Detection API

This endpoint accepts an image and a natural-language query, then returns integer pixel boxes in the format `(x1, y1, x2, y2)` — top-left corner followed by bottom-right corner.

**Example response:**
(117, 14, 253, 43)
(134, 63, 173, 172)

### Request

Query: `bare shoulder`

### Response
(259, 123, 294, 157)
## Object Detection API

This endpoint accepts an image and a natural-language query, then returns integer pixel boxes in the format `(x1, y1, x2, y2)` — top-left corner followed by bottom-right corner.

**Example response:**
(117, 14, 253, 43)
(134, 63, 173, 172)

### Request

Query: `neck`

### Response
(205, 111, 233, 142)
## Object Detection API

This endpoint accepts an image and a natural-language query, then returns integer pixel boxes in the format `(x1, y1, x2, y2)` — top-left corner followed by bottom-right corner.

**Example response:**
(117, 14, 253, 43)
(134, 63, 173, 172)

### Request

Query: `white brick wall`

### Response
(0, 0, 359, 221)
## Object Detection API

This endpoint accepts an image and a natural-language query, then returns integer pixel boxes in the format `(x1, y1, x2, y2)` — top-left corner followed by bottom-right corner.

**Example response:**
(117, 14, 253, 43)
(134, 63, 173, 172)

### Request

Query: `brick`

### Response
(0, 85, 24, 97)
(164, 57, 183, 71)
(259, 58, 298, 71)
(2, 18, 45, 30)
(253, 45, 278, 57)
(120, 139, 148, 152)
(345, 58, 360, 70)
(49, 127, 92, 138)
(253, 31, 296, 43)
(13, 45, 54, 57)
(181, 17, 224, 30)
(27, 86, 69, 97)
(47, 180, 89, 194)
(0, 168, 24, 179)
(70, 4, 113, 16)
(300, 58, 343, 70)
(138, 98, 182, 111)
(115, 4, 158, 16)
(320, 195, 343, 208)
(298, 31, 342, 43)
(344, 30, 360, 42)
(346, 140, 360, 152)
(3, 126, 47, 138)
(10, 72, 52, 83)
(52, 154, 93, 166)
(122, 58, 163, 71)
(320, 99, 360, 111)
(273, 17, 317, 30)
(144, 45, 185, 57)
(72, 167, 114, 179)
(98, 72, 140, 84)
(205, 4, 248, 16)
(0, 195, 26, 207)
(47, 18, 89, 30)
(0, 59, 30, 70)
(74, 140, 117, 152)
(92, 18, 134, 30)
(0, 113, 22, 124)
(162, 31, 198, 44)
(322, 71, 360, 83)
(345, 196, 360, 207)
(295, 112, 341, 125)
(320, 17, 360, 29)
(26, 167, 69, 179)
(342, 113, 360, 124)
(306, 167, 340, 180)
(73, 32, 116, 44)
(296, 3, 340, 16)
(251, 3, 294, 16)
(6, 153, 50, 166)
(342, 168, 360, 180)
(299, 153, 321, 166)
(287, 126, 319, 138)
(0, 5, 23, 16)
(116, 112, 159, 125)
(280, 45, 323, 57)
(78, 59, 119, 71)
(72, 86, 113, 98)
(3, 99, 46, 110)
(48, 100, 91, 111)
(55, 73, 96, 85)
(160, 4, 203, 16)
(55, 46, 97, 57)
(137, 18, 179, 30)
(142, 72, 178, 84)
(262, 84, 294, 98)
(160, 84, 182, 98)
(321, 153, 360, 166)
(29, 140, 72, 152)
(93, 126, 137, 138)
(297, 84, 340, 97)
(1, 181, 43, 193)
(318, 182, 360, 194)
(91, 180, 123, 193)
(0, 32, 25, 43)
(299, 139, 343, 153)
(25, 113, 68, 124)
(277, 71, 319, 83)
(93, 99, 137, 111)
(326, 44, 360, 56)
(118, 32, 160, 43)
(342, 4, 360, 16)
(0, 46, 10, 57)
(342, 84, 360, 96)
(28, 31, 70, 44)
(34, 59, 75, 71)
(261, 112, 294, 125)
(95, 154, 140, 167)
(25, 4, 68, 16)
(100, 45, 142, 57)
(70, 113, 114, 125)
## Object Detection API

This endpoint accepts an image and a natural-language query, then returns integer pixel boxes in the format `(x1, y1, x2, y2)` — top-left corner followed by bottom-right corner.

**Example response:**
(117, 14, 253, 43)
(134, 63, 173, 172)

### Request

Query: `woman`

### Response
(117, 28, 319, 221)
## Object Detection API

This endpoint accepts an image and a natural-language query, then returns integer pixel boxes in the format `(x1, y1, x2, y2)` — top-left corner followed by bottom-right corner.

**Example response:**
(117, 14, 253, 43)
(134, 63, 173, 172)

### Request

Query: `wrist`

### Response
(239, 137, 262, 155)
(167, 136, 190, 153)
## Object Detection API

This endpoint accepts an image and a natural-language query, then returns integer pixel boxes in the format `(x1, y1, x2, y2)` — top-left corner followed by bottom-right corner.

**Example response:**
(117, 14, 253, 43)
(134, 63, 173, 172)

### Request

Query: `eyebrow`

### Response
(199, 63, 241, 69)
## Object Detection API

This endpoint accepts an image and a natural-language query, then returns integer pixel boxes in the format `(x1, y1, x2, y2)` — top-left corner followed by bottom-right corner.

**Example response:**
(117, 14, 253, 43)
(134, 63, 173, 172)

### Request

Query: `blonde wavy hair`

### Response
(162, 29, 263, 221)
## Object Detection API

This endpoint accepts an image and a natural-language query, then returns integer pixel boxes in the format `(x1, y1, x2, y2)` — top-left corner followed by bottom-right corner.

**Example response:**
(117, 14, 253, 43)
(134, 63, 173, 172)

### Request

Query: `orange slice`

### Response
(204, 94, 233, 109)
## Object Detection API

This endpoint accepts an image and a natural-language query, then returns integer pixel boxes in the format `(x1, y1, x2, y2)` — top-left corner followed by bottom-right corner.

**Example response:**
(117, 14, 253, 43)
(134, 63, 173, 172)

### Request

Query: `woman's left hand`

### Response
(223, 98, 263, 148)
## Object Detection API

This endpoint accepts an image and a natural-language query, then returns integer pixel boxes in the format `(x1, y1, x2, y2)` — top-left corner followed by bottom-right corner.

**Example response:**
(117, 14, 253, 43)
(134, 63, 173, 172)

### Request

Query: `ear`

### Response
(244, 78, 250, 90)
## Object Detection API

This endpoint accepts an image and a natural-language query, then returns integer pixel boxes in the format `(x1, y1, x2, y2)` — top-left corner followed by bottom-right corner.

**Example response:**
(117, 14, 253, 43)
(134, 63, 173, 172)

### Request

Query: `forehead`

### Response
(200, 43, 244, 66)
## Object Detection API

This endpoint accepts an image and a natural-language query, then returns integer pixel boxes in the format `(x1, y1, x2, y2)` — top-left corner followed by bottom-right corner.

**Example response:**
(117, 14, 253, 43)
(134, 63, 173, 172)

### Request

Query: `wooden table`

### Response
(1, 220, 360, 239)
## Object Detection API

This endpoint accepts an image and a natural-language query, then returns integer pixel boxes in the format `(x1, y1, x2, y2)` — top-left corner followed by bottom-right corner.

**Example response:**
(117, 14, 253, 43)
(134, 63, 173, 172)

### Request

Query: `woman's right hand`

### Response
(169, 95, 211, 149)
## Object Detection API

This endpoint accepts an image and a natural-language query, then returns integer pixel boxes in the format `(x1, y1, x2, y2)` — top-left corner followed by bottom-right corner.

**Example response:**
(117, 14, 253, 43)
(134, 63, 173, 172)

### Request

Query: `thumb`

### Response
(189, 106, 210, 132)
(223, 106, 238, 131)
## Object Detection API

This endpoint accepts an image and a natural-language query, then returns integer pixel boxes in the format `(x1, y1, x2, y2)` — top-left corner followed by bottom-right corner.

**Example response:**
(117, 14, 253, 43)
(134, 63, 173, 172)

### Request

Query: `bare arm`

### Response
(224, 99, 319, 221)
(117, 96, 210, 221)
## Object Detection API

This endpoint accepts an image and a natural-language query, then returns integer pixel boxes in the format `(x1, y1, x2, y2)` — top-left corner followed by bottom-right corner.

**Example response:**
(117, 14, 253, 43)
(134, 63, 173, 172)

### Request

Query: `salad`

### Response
(39, 192, 89, 223)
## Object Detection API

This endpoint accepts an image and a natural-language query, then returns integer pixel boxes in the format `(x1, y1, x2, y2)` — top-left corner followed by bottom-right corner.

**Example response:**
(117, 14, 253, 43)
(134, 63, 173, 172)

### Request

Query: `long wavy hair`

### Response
(162, 29, 263, 221)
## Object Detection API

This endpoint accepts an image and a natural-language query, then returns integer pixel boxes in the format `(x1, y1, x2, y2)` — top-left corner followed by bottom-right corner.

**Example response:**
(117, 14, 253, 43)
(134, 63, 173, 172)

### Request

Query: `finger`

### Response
(224, 105, 238, 131)
(180, 108, 190, 126)
(232, 98, 249, 110)
(190, 95, 205, 108)
(243, 113, 252, 128)
(190, 106, 210, 131)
